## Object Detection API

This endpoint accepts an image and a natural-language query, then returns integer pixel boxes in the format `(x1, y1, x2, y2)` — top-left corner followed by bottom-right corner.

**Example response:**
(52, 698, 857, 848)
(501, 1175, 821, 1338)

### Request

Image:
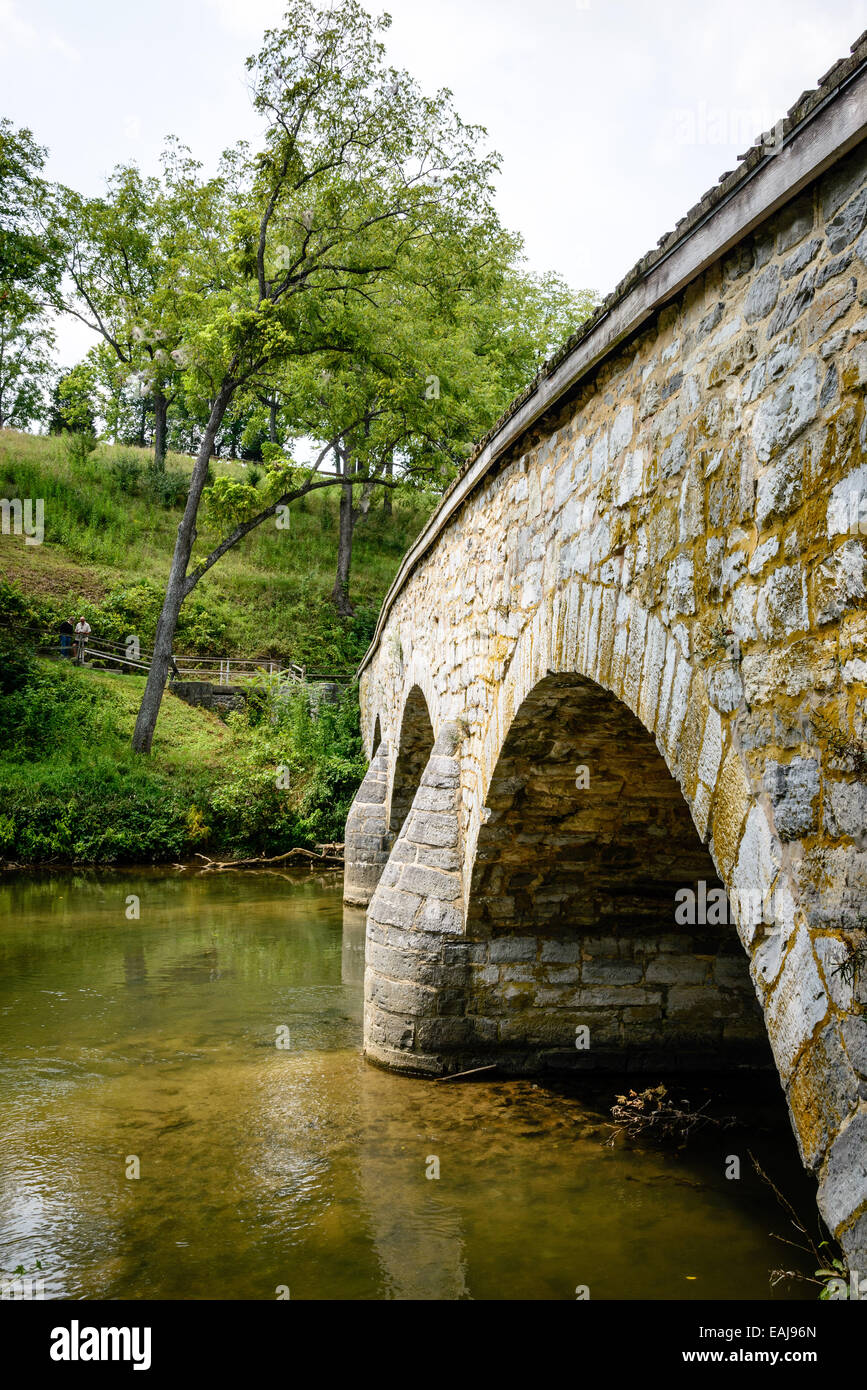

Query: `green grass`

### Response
(0, 429, 434, 669)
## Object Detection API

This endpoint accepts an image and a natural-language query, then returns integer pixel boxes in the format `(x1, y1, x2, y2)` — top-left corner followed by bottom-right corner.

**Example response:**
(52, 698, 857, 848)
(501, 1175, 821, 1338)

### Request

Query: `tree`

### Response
(47, 360, 97, 436)
(0, 309, 54, 429)
(258, 388, 282, 445)
(0, 120, 60, 427)
(89, 342, 147, 446)
(0, 119, 59, 315)
(128, 0, 502, 753)
(55, 164, 185, 470)
(284, 246, 597, 613)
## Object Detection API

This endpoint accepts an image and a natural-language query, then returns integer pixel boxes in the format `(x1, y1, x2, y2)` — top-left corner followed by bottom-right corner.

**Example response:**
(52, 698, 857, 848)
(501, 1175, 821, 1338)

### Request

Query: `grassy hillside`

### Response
(0, 429, 434, 669)
(0, 428, 434, 865)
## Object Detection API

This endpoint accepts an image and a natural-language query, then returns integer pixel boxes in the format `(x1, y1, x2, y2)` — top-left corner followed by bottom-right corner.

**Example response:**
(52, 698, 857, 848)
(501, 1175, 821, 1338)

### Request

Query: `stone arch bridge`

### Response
(344, 41, 867, 1271)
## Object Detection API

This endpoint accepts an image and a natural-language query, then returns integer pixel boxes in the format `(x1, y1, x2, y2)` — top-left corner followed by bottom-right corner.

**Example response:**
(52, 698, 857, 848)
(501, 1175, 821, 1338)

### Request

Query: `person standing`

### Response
(58, 618, 73, 658)
(73, 616, 91, 665)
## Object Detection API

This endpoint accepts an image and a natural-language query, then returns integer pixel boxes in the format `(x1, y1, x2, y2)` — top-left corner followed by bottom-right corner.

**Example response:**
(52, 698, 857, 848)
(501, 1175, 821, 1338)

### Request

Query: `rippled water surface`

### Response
(0, 870, 816, 1300)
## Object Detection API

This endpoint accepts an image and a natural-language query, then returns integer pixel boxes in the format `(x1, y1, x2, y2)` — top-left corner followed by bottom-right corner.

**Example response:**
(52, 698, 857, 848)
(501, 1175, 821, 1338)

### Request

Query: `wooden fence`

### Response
(4, 624, 351, 686)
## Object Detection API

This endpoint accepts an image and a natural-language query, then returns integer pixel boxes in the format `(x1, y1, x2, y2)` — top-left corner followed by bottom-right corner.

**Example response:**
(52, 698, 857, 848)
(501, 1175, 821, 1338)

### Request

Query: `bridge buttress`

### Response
(364, 722, 487, 1075)
(343, 740, 391, 908)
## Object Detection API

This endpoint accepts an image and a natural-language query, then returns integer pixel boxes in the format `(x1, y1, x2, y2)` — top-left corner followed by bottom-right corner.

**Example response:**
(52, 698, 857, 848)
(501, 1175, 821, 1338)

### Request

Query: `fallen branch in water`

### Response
(435, 1064, 498, 1083)
(195, 844, 344, 871)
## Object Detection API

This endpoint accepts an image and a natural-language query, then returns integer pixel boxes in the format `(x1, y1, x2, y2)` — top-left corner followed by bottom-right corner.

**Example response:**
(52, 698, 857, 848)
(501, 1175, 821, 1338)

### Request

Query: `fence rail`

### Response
(2, 622, 352, 685)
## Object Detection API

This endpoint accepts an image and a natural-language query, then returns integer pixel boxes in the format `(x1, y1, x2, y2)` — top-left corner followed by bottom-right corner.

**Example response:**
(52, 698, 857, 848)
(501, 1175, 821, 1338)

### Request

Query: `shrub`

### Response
(145, 465, 189, 508)
(0, 579, 50, 695)
(0, 760, 196, 862)
(65, 429, 98, 468)
(0, 627, 35, 695)
(0, 659, 118, 758)
(108, 450, 143, 493)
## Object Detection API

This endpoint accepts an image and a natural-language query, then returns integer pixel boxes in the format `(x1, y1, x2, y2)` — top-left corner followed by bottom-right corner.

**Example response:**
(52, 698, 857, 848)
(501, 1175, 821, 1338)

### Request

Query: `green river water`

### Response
(0, 869, 817, 1300)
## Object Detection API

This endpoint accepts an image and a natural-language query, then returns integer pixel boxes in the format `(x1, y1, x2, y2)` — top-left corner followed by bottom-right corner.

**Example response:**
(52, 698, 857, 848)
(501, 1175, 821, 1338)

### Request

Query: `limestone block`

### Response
(756, 446, 804, 527)
(744, 265, 781, 322)
(666, 553, 696, 616)
(787, 1020, 861, 1168)
(752, 355, 820, 461)
(731, 806, 780, 947)
(824, 778, 867, 839)
(817, 1106, 867, 1234)
(827, 466, 867, 537)
(756, 564, 808, 640)
(826, 188, 867, 255)
(765, 926, 829, 1080)
(763, 758, 820, 841)
(782, 238, 822, 278)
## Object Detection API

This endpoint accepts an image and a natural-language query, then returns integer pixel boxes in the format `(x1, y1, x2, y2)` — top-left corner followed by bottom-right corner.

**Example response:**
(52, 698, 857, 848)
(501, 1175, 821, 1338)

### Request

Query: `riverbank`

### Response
(0, 429, 431, 867)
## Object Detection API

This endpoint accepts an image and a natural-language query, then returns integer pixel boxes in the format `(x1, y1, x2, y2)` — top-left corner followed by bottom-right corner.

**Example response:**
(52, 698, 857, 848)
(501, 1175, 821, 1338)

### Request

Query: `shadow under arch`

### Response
(371, 713, 382, 756)
(467, 671, 769, 1071)
(389, 685, 435, 841)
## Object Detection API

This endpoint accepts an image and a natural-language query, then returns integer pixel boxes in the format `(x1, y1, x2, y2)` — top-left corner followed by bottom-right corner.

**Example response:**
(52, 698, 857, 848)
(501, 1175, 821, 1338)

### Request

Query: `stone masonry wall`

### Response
(351, 138, 867, 1268)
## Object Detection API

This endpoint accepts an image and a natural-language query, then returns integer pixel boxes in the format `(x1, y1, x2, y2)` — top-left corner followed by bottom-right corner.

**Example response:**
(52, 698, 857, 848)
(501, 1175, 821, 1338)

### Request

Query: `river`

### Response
(0, 869, 816, 1300)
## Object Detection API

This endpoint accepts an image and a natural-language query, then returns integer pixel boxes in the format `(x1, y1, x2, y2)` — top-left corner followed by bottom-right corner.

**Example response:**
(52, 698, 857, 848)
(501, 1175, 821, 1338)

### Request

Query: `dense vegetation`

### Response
(1, 0, 595, 754)
(0, 654, 366, 864)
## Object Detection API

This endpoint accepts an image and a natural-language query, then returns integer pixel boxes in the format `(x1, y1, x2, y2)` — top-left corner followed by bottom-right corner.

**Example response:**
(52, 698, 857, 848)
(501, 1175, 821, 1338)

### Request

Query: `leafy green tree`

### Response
(86, 342, 142, 445)
(0, 120, 61, 428)
(0, 119, 59, 315)
(128, 0, 503, 753)
(277, 244, 596, 613)
(47, 360, 98, 435)
(0, 309, 54, 429)
(55, 165, 186, 469)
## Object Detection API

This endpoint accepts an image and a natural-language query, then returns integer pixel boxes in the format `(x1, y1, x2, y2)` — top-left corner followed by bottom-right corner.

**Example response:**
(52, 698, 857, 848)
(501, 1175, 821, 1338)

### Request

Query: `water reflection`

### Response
(0, 869, 815, 1300)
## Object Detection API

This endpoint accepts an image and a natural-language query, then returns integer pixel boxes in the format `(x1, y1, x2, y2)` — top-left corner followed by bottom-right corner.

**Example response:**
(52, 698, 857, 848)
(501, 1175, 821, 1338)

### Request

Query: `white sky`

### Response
(2, 0, 864, 367)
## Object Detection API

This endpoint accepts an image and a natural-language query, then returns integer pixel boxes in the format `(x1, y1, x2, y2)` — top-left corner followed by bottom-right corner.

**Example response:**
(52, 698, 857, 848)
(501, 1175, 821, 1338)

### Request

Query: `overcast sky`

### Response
(2, 0, 863, 365)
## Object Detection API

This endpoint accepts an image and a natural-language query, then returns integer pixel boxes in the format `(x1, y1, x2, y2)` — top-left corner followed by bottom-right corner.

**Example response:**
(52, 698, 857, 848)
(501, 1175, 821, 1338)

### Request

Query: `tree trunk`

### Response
(132, 380, 235, 754)
(269, 396, 278, 444)
(153, 390, 168, 471)
(383, 456, 392, 516)
(331, 469, 355, 617)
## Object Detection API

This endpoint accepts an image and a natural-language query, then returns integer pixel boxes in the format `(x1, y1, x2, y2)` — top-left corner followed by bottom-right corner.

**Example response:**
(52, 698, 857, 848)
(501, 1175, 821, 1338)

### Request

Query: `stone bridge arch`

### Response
(362, 582, 789, 1079)
(346, 675, 440, 907)
(464, 669, 767, 1071)
(347, 61, 867, 1271)
(388, 684, 435, 841)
